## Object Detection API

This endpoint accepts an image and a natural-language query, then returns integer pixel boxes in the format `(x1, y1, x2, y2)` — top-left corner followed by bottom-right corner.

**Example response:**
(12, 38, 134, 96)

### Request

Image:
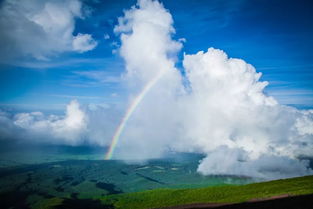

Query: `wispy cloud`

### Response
(267, 88, 313, 105)
(73, 70, 121, 83)
(12, 58, 108, 69)
(62, 69, 123, 89)
(258, 64, 313, 71)
(48, 94, 103, 100)
(61, 69, 122, 88)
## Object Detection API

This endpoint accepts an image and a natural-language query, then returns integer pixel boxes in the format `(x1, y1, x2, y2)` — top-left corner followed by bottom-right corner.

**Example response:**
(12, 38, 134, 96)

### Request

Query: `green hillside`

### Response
(101, 175, 313, 209)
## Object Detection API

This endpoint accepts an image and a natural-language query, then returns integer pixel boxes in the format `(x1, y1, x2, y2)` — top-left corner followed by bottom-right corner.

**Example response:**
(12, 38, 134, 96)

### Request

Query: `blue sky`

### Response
(0, 0, 313, 112)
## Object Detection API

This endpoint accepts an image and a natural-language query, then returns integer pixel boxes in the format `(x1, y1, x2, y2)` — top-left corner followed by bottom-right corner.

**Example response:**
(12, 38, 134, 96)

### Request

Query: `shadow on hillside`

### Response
(55, 198, 113, 209)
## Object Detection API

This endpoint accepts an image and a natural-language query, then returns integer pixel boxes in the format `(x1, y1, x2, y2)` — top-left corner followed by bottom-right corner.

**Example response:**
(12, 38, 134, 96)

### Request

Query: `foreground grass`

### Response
(101, 175, 313, 209)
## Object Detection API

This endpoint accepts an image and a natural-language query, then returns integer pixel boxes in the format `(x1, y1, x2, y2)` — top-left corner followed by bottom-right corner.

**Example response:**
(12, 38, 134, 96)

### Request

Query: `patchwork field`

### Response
(0, 145, 312, 209)
(0, 145, 251, 209)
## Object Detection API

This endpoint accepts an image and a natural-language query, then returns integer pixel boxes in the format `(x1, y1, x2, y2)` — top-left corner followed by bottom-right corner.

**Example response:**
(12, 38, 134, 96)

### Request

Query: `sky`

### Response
(0, 0, 313, 111)
(0, 0, 313, 180)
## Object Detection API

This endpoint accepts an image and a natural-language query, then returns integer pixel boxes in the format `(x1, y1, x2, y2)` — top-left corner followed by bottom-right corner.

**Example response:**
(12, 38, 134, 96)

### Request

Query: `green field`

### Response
(0, 148, 251, 209)
(1, 146, 312, 209)
(101, 175, 313, 209)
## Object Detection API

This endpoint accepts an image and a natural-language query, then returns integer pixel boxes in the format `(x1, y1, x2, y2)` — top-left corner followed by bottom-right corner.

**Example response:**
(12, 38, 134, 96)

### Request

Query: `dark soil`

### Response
(95, 182, 122, 194)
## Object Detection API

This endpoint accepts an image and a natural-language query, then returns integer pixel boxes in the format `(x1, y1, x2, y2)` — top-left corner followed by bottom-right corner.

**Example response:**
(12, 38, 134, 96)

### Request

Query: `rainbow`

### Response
(104, 70, 165, 160)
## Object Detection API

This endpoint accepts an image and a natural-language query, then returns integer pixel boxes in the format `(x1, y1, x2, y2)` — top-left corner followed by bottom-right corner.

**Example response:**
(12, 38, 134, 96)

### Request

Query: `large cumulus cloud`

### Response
(110, 0, 313, 179)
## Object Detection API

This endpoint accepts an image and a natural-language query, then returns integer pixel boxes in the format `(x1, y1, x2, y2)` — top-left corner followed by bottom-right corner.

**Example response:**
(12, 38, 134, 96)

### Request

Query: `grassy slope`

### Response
(101, 175, 313, 209)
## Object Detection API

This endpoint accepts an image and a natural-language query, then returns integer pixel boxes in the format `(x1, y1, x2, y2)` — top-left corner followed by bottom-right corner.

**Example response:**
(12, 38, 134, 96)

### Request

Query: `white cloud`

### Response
(73, 33, 98, 53)
(295, 110, 313, 136)
(13, 100, 88, 144)
(197, 147, 311, 179)
(0, 100, 120, 146)
(114, 0, 182, 87)
(0, 0, 97, 61)
(111, 0, 184, 160)
(104, 34, 110, 40)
